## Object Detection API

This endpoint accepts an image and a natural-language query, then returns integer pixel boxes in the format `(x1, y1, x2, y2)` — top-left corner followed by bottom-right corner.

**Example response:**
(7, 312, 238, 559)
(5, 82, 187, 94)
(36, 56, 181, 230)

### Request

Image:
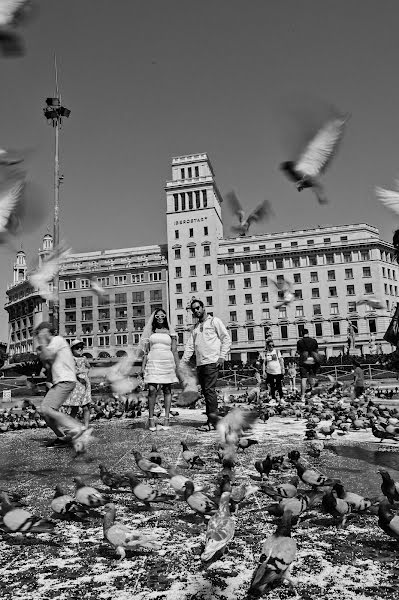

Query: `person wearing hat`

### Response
(63, 339, 92, 427)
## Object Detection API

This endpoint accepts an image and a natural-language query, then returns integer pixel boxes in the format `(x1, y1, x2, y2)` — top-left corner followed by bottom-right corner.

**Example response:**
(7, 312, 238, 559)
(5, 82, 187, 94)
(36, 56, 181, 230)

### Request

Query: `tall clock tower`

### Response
(165, 153, 224, 351)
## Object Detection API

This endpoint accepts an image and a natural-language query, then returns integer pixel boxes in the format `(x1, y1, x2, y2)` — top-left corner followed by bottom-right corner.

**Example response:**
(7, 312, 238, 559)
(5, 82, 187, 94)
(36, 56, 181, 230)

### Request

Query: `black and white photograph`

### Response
(1, 1, 399, 599)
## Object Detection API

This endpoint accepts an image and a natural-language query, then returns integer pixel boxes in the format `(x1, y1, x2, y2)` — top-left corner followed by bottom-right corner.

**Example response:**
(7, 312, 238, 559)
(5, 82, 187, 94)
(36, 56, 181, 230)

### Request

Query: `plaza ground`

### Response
(1, 407, 399, 600)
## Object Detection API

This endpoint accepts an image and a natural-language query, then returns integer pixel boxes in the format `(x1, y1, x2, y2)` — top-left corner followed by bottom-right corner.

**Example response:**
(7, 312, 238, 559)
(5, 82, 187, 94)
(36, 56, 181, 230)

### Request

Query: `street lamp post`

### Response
(42, 63, 70, 332)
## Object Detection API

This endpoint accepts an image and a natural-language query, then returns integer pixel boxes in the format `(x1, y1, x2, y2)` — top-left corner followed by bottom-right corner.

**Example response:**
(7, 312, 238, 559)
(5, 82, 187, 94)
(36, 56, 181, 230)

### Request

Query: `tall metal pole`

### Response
(43, 55, 70, 333)
(53, 117, 60, 331)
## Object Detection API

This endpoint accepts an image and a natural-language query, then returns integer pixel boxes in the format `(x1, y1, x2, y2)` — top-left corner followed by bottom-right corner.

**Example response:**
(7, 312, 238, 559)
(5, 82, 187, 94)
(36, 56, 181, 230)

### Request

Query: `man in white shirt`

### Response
(181, 299, 231, 430)
(34, 322, 91, 452)
(264, 339, 285, 399)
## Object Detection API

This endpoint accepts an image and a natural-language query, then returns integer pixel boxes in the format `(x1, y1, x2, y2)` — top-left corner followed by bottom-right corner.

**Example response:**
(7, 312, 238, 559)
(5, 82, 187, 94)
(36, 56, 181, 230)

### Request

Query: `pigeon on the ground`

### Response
(181, 441, 204, 468)
(378, 469, 399, 504)
(132, 450, 168, 479)
(248, 510, 297, 596)
(103, 503, 161, 558)
(73, 477, 108, 508)
(378, 499, 399, 540)
(184, 480, 217, 518)
(201, 492, 235, 562)
(0, 491, 55, 533)
(128, 475, 174, 510)
(99, 464, 130, 491)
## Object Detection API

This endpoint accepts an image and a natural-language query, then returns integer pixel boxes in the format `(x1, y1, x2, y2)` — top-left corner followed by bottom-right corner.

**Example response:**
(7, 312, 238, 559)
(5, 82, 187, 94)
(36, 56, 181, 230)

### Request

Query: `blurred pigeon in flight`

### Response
(376, 181, 399, 216)
(226, 191, 272, 236)
(29, 244, 71, 301)
(280, 115, 348, 204)
(356, 297, 384, 310)
(0, 0, 35, 56)
(89, 276, 107, 298)
(272, 277, 294, 308)
(0, 177, 25, 245)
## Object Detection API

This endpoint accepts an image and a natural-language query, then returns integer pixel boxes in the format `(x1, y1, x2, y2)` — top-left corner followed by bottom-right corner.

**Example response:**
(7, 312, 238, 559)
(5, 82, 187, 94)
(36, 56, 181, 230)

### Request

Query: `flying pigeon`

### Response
(0, 0, 34, 56)
(29, 244, 71, 301)
(376, 181, 399, 216)
(272, 277, 294, 309)
(106, 353, 140, 396)
(280, 115, 348, 204)
(356, 297, 384, 310)
(226, 191, 272, 236)
(0, 177, 25, 244)
(89, 275, 107, 298)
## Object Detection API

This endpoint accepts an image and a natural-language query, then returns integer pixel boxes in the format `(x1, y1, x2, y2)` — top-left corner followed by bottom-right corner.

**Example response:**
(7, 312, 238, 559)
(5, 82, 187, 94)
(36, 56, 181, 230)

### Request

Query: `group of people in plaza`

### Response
(32, 296, 336, 452)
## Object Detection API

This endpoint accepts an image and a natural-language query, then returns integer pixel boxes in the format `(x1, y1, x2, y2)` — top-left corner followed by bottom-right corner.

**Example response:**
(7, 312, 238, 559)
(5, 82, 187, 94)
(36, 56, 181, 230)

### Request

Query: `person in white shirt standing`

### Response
(34, 322, 92, 453)
(181, 299, 231, 431)
(264, 339, 285, 399)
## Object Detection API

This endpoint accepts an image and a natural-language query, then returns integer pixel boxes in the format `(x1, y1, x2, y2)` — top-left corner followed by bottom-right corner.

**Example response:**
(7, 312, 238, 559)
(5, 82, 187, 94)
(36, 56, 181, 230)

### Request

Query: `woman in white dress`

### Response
(141, 309, 179, 431)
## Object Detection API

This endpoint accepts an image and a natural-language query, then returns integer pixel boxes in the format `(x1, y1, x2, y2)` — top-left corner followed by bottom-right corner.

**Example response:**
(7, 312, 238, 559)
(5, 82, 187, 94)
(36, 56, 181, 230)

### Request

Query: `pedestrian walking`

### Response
(296, 328, 320, 400)
(181, 299, 231, 430)
(34, 322, 92, 453)
(264, 339, 285, 399)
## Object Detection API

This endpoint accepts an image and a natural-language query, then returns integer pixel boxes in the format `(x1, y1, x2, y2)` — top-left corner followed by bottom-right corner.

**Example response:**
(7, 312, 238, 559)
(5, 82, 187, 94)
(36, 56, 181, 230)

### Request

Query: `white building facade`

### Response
(165, 153, 399, 361)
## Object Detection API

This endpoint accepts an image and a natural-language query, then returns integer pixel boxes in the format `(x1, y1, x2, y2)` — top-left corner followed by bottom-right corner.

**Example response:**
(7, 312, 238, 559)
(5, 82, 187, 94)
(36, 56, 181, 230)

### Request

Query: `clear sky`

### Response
(1, 0, 399, 339)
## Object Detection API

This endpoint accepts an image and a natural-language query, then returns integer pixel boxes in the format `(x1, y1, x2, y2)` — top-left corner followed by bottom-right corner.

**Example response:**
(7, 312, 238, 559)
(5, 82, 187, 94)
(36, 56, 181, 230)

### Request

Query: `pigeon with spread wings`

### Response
(29, 244, 71, 301)
(272, 277, 294, 309)
(89, 275, 107, 298)
(0, 0, 34, 56)
(280, 115, 348, 204)
(226, 191, 272, 236)
(0, 177, 25, 245)
(376, 182, 399, 216)
(356, 297, 384, 310)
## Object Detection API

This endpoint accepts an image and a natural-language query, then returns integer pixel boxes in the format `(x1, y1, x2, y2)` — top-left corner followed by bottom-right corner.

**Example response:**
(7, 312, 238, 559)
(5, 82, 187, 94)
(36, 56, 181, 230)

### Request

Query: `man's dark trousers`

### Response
(197, 363, 219, 428)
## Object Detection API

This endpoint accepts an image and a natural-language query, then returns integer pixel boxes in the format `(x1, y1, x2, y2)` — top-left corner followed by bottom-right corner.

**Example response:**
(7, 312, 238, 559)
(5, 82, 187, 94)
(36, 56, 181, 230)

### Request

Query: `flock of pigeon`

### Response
(1, 388, 399, 596)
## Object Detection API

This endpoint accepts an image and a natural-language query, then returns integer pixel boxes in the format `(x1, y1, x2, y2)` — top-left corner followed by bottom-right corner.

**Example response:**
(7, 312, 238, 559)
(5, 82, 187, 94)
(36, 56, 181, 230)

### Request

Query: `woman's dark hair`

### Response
(190, 298, 204, 309)
(152, 308, 170, 332)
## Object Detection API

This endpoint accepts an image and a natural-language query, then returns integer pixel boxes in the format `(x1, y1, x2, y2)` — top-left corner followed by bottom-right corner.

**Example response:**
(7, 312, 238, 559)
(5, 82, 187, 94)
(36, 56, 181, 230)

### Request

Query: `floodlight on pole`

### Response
(42, 54, 70, 332)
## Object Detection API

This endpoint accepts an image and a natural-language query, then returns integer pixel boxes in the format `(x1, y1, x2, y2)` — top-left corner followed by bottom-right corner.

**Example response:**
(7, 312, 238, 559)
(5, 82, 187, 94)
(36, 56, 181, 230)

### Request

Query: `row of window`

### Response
(176, 281, 213, 294)
(64, 290, 162, 309)
(174, 246, 210, 260)
(67, 334, 140, 348)
(226, 318, 377, 343)
(65, 319, 148, 335)
(62, 272, 163, 290)
(226, 269, 373, 290)
(223, 252, 373, 274)
(174, 226, 209, 240)
(175, 300, 383, 328)
(382, 267, 397, 280)
(175, 264, 212, 278)
(64, 303, 162, 323)
(227, 236, 359, 252)
(175, 296, 213, 310)
(173, 190, 208, 212)
(225, 284, 374, 306)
